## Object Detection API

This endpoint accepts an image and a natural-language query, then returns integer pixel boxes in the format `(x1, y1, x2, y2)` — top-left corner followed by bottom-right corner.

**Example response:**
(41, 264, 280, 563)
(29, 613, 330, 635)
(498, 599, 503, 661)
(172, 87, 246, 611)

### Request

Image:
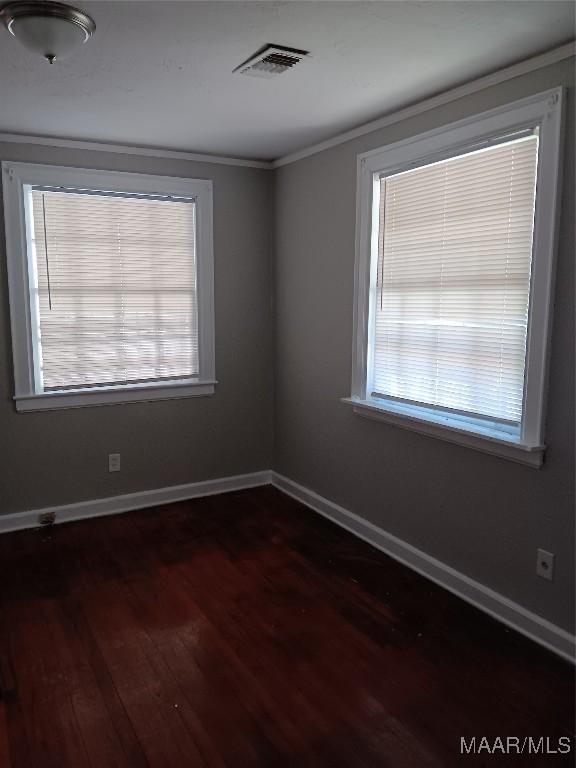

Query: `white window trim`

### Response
(347, 88, 564, 468)
(2, 162, 216, 411)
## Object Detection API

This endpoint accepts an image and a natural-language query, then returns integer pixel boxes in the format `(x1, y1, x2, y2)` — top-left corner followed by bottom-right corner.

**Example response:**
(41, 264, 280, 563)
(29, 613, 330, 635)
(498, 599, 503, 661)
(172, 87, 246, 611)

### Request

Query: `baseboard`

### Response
(0, 470, 272, 535)
(2, 467, 573, 663)
(270, 472, 575, 664)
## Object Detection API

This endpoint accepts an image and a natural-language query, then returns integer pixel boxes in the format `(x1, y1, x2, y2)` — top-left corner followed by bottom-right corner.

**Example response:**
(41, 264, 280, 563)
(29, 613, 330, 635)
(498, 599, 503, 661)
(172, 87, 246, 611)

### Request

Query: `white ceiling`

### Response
(0, 1, 574, 161)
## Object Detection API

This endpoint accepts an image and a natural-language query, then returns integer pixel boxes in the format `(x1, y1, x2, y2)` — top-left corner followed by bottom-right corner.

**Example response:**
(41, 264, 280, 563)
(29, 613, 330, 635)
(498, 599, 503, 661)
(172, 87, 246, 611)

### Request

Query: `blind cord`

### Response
(41, 194, 53, 311)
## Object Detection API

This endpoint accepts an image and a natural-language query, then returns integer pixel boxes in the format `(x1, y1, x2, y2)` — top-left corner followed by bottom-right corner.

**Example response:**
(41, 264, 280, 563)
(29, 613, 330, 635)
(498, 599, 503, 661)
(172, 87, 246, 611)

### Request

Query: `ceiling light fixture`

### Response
(0, 0, 95, 64)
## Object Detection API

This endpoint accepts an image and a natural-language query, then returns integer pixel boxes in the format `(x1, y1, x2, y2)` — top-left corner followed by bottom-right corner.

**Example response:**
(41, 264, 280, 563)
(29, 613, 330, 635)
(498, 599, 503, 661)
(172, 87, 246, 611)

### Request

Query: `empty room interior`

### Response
(0, 1, 575, 765)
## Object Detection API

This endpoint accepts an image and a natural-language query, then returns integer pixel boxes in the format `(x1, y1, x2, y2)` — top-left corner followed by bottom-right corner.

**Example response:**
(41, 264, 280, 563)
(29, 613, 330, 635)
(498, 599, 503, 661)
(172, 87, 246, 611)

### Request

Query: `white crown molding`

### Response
(0, 133, 273, 170)
(0, 470, 272, 534)
(273, 41, 575, 168)
(0, 44, 572, 171)
(270, 472, 575, 664)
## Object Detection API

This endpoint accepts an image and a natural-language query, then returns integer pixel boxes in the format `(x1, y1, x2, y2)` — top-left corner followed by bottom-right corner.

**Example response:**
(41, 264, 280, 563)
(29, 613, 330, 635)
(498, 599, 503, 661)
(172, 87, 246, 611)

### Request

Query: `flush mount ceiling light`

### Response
(0, 0, 95, 63)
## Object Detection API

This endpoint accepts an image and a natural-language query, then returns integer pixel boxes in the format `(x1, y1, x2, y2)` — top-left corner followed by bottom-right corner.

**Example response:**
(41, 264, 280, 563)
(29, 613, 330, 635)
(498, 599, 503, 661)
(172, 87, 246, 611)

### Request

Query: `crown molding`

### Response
(273, 41, 575, 168)
(0, 42, 572, 171)
(0, 133, 273, 170)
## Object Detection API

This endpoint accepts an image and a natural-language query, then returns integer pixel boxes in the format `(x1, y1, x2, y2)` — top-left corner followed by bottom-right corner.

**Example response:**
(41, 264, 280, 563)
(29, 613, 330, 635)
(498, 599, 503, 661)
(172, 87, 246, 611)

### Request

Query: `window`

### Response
(347, 89, 563, 466)
(3, 163, 215, 410)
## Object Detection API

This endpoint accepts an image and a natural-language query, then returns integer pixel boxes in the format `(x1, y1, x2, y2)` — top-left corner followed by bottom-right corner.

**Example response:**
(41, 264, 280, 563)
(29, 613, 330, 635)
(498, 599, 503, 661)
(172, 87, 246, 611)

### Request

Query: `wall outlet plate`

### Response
(108, 453, 121, 473)
(536, 549, 554, 581)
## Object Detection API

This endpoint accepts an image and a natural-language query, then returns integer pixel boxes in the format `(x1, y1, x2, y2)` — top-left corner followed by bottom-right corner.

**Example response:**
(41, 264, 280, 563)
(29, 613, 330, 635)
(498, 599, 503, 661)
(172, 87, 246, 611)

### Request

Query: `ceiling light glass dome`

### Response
(0, 1, 95, 63)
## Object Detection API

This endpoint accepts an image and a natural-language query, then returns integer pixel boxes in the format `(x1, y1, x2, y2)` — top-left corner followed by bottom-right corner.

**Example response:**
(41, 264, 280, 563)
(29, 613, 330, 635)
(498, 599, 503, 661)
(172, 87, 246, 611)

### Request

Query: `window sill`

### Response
(342, 397, 545, 468)
(15, 379, 217, 412)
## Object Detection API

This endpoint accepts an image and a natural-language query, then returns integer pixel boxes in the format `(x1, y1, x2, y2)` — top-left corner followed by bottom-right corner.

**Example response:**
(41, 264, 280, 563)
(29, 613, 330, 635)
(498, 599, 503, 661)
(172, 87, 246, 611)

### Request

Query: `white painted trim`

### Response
(2, 162, 216, 410)
(273, 42, 575, 167)
(270, 472, 575, 664)
(0, 471, 272, 535)
(15, 380, 217, 412)
(0, 133, 272, 170)
(0, 44, 571, 172)
(342, 398, 544, 468)
(1, 468, 572, 662)
(350, 88, 563, 465)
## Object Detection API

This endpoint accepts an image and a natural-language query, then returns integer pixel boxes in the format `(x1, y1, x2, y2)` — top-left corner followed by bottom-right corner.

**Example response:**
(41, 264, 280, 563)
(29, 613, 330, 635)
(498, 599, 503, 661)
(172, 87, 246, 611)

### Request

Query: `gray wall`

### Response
(274, 58, 575, 633)
(0, 145, 274, 514)
(0, 57, 573, 635)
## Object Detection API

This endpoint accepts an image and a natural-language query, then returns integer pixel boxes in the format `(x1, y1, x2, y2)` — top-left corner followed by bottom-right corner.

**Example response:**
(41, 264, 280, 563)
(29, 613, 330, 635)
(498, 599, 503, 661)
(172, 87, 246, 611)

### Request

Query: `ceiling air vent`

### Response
(234, 45, 309, 79)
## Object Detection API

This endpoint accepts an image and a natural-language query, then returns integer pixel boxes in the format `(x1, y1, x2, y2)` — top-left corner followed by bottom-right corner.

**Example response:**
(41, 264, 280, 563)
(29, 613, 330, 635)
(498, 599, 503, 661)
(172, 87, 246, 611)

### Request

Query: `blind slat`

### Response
(373, 134, 538, 423)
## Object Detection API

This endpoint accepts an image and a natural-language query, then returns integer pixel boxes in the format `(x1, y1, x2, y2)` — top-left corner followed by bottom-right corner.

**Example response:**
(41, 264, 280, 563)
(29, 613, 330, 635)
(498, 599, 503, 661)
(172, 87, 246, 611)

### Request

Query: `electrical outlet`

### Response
(536, 549, 554, 581)
(108, 453, 121, 473)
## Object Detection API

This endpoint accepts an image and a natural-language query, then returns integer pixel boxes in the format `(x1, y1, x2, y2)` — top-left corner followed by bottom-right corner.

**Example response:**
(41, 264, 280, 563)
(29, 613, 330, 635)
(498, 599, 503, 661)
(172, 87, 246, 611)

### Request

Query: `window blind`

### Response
(30, 188, 198, 391)
(373, 133, 538, 423)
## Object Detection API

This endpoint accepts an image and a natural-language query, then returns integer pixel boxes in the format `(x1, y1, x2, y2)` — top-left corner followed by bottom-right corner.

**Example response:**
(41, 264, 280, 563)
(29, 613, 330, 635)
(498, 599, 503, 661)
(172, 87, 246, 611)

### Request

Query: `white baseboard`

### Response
(1, 467, 572, 663)
(0, 470, 272, 535)
(270, 472, 575, 664)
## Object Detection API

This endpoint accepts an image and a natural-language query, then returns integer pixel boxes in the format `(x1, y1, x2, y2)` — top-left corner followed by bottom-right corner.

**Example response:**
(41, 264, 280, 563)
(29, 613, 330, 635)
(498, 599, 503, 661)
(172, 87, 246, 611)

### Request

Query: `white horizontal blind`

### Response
(30, 188, 198, 391)
(372, 133, 539, 423)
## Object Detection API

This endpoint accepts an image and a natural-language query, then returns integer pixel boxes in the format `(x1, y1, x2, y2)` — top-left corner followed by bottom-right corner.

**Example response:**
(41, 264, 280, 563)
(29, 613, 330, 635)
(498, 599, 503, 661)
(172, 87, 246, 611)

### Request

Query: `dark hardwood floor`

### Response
(0, 486, 573, 767)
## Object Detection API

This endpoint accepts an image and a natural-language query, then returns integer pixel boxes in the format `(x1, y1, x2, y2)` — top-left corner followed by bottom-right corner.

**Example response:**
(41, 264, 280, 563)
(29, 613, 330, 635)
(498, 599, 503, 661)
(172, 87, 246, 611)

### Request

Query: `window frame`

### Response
(2, 162, 216, 411)
(345, 88, 564, 467)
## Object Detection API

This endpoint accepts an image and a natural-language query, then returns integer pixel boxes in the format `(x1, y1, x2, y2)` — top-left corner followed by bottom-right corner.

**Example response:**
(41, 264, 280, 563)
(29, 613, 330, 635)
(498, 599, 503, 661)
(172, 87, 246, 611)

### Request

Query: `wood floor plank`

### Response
(0, 487, 573, 767)
(0, 702, 11, 768)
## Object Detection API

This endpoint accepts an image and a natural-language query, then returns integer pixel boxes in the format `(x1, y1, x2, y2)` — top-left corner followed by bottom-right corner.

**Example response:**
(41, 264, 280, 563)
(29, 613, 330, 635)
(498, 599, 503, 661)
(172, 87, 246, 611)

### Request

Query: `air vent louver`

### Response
(234, 45, 309, 78)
